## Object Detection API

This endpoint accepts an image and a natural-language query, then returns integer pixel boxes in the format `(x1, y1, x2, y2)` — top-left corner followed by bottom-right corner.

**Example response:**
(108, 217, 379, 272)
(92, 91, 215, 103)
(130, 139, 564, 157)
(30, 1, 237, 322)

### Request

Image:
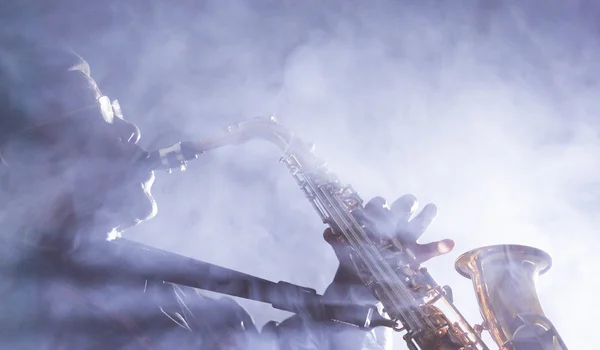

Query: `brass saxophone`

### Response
(144, 116, 568, 350)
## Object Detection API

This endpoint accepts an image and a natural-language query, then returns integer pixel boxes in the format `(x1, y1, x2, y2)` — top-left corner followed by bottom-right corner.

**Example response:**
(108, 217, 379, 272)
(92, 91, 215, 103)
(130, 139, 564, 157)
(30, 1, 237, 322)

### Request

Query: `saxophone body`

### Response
(147, 116, 568, 350)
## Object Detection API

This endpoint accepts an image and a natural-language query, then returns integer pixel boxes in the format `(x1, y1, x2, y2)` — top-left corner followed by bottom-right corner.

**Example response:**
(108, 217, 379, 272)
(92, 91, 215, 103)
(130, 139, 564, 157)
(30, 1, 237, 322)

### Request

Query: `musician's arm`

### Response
(262, 265, 392, 350)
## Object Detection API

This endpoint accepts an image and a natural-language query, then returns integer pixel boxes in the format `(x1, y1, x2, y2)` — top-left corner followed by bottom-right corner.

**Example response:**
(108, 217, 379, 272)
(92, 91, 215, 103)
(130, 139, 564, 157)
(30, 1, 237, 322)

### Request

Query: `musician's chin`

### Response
(105, 173, 158, 239)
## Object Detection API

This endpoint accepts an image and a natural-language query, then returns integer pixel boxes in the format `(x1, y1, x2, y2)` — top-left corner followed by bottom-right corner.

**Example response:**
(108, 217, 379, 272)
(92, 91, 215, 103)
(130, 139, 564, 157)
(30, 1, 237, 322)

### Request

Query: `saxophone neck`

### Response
(141, 116, 300, 172)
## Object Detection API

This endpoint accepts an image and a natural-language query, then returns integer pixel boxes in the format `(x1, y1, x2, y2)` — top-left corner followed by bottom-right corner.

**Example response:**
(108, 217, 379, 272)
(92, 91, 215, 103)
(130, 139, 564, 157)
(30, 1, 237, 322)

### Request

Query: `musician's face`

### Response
(1, 95, 157, 237)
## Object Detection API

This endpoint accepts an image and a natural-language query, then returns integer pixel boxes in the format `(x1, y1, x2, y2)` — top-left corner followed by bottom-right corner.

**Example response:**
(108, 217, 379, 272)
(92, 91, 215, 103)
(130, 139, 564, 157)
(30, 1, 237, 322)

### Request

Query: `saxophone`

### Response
(143, 116, 568, 350)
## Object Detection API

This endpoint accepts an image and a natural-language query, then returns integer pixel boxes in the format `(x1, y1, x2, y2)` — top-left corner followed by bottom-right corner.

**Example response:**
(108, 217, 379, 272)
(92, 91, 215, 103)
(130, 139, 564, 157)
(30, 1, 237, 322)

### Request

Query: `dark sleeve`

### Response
(263, 266, 393, 350)
(146, 282, 263, 349)
(150, 280, 392, 350)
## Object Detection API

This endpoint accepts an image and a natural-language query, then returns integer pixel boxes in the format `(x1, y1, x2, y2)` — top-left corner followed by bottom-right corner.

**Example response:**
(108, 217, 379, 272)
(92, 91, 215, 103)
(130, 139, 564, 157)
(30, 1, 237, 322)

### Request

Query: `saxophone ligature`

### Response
(141, 116, 568, 350)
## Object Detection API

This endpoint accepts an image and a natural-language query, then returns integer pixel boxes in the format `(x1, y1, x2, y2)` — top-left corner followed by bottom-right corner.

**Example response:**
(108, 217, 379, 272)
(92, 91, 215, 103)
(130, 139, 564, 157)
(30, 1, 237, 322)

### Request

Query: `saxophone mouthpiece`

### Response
(138, 141, 200, 173)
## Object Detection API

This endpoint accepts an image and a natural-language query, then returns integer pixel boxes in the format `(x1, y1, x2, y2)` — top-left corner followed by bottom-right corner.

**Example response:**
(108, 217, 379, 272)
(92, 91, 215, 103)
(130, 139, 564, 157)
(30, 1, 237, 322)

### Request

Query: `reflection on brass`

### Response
(456, 245, 567, 350)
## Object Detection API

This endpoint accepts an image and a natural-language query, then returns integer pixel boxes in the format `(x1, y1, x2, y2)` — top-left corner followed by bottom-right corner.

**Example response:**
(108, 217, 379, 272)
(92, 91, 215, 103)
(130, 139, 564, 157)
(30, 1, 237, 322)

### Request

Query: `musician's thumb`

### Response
(323, 228, 356, 267)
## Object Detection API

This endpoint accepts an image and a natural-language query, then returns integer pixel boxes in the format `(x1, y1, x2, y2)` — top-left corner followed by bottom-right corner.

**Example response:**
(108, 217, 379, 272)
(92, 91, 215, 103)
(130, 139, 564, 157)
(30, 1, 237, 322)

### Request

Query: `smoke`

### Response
(3, 0, 599, 348)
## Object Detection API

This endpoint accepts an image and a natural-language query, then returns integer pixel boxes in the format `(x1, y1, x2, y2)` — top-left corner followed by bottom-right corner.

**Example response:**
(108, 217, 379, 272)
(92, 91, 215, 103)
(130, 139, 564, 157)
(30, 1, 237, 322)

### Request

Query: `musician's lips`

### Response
(103, 149, 157, 228)
(130, 149, 155, 184)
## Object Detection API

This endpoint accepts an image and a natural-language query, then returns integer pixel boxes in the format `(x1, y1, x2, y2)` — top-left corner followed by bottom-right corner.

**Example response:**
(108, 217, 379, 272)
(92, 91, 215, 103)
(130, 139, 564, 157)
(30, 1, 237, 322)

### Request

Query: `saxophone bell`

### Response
(455, 245, 568, 350)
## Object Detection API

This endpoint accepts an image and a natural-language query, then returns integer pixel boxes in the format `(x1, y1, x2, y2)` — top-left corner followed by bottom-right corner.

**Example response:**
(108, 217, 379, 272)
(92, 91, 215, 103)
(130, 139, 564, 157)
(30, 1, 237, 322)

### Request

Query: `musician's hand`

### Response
(324, 194, 455, 284)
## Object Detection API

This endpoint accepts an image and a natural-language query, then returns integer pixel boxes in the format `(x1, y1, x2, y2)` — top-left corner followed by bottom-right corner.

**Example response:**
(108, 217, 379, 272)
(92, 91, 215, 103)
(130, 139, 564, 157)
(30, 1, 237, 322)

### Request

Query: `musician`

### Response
(0, 43, 455, 349)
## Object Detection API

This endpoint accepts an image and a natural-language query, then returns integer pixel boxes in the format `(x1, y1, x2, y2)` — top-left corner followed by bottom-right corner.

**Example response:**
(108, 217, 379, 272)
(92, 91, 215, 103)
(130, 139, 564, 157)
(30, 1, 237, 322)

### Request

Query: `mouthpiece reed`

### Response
(139, 141, 199, 172)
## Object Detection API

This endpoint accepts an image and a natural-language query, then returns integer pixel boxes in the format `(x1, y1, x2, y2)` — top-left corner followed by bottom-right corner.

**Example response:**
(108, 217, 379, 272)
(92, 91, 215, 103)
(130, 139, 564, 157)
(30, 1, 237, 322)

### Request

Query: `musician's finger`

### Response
(364, 196, 389, 217)
(437, 239, 455, 254)
(405, 203, 438, 241)
(364, 197, 395, 237)
(324, 228, 350, 257)
(323, 228, 344, 247)
(413, 239, 455, 264)
(390, 194, 418, 221)
(323, 228, 358, 270)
